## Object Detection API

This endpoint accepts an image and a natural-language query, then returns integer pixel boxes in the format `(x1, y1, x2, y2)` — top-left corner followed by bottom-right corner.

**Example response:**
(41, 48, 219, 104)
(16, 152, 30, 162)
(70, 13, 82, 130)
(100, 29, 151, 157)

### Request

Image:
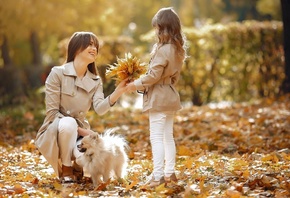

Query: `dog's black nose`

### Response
(77, 144, 87, 153)
(78, 148, 87, 153)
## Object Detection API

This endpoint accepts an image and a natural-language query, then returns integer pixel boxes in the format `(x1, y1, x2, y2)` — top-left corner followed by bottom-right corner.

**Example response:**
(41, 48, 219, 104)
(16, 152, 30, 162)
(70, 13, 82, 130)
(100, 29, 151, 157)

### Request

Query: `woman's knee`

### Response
(58, 117, 78, 135)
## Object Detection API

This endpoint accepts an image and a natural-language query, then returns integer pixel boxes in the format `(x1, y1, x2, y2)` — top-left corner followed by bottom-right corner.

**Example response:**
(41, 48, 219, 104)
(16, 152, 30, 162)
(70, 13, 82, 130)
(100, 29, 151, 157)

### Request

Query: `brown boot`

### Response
(60, 165, 76, 183)
(72, 161, 83, 181)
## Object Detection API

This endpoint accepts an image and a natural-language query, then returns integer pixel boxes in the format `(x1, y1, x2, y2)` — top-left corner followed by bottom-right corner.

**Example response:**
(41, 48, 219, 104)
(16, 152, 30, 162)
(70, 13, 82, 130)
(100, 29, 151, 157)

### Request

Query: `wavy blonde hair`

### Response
(151, 7, 187, 61)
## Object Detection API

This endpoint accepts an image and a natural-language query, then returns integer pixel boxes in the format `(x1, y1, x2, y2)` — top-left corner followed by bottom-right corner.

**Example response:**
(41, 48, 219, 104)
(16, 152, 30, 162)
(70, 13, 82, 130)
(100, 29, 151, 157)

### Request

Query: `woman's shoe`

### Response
(60, 175, 76, 183)
(60, 165, 76, 183)
(72, 161, 83, 181)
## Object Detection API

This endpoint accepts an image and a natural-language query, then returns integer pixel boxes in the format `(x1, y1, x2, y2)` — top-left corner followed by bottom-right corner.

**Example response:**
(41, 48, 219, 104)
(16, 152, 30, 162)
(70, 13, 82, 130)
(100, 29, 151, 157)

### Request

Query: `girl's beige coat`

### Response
(35, 62, 111, 177)
(134, 44, 183, 112)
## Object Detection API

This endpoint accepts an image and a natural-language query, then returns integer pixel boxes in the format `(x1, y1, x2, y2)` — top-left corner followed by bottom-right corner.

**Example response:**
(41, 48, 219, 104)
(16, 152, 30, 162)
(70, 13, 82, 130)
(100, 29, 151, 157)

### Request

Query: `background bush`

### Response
(178, 20, 284, 105)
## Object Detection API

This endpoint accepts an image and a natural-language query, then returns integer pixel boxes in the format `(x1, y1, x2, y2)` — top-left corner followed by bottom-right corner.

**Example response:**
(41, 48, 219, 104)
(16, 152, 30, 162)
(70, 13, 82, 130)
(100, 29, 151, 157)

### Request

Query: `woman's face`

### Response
(77, 39, 98, 64)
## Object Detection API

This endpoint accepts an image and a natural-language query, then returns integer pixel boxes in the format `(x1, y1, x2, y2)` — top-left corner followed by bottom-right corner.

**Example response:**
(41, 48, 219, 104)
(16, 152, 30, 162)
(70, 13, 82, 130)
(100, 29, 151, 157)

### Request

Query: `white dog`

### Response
(77, 129, 128, 186)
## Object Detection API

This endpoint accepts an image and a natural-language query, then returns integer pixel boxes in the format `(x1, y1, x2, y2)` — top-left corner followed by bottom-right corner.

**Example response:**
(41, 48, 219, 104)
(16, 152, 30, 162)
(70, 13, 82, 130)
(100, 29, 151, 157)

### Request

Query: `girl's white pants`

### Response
(149, 110, 176, 180)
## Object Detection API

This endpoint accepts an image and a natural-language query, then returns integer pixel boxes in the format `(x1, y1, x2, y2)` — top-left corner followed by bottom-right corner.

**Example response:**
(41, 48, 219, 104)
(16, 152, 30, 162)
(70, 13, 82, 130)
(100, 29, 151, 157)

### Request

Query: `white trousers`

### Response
(58, 117, 83, 167)
(149, 111, 176, 180)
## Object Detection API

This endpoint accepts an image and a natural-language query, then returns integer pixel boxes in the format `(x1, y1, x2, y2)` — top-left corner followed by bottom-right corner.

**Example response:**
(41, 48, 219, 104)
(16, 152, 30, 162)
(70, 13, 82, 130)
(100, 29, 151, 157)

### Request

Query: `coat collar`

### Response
(63, 62, 99, 92)
(63, 62, 77, 76)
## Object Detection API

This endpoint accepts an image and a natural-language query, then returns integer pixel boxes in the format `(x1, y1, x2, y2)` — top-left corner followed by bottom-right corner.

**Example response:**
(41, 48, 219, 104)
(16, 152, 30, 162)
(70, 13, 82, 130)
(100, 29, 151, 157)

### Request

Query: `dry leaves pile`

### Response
(0, 95, 289, 197)
(106, 53, 147, 85)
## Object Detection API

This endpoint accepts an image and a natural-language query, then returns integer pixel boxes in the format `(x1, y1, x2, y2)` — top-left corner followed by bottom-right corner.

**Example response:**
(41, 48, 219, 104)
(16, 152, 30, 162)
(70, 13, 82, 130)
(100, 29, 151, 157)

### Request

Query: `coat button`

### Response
(67, 110, 70, 114)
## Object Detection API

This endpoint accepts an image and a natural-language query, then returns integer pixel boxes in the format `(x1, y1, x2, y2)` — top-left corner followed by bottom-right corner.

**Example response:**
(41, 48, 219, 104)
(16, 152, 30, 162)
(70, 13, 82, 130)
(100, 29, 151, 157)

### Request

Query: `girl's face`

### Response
(77, 39, 98, 63)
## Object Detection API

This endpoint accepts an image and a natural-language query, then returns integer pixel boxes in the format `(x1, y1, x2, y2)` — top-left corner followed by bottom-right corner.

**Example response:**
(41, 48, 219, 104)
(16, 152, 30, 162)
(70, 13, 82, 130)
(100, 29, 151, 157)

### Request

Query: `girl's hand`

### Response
(126, 82, 137, 93)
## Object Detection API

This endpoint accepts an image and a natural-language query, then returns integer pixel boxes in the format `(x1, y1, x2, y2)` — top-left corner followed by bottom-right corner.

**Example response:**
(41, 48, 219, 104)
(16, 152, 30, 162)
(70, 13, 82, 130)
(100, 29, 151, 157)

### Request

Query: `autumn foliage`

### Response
(0, 95, 290, 197)
(180, 20, 284, 105)
(106, 53, 147, 85)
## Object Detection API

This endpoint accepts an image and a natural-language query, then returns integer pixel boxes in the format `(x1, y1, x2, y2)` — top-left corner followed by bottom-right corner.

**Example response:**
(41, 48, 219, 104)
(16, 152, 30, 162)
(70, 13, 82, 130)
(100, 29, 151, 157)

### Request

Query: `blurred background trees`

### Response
(0, 0, 286, 107)
(280, 0, 290, 96)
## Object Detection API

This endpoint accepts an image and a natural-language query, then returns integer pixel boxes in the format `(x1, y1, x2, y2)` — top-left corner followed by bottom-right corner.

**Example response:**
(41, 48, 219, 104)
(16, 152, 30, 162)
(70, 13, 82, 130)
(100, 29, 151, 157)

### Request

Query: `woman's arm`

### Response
(92, 78, 127, 115)
(109, 78, 127, 105)
(45, 67, 64, 121)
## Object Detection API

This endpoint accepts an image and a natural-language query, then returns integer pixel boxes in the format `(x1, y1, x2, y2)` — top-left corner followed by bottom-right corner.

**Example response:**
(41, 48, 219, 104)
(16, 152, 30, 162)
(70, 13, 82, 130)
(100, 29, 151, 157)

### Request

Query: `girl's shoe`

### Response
(144, 174, 165, 188)
(164, 173, 178, 184)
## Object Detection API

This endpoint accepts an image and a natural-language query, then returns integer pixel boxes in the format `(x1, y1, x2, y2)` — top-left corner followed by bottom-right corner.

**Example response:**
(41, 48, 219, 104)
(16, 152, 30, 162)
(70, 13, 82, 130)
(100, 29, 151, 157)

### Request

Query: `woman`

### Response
(35, 31, 127, 183)
(126, 7, 187, 187)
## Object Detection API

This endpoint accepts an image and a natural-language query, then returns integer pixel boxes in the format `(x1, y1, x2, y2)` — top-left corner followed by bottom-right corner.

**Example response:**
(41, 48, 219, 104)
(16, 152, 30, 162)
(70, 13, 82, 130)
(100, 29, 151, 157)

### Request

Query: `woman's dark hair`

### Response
(152, 7, 186, 61)
(66, 31, 99, 75)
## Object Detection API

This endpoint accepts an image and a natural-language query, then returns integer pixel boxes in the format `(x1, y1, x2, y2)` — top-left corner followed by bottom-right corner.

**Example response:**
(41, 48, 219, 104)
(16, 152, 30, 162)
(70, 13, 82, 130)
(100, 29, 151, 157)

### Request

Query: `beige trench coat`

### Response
(134, 44, 183, 112)
(35, 62, 112, 177)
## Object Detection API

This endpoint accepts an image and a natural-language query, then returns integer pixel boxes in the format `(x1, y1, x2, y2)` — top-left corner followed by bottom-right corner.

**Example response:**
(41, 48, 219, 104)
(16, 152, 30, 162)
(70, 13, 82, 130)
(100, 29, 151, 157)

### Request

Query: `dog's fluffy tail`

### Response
(102, 128, 129, 150)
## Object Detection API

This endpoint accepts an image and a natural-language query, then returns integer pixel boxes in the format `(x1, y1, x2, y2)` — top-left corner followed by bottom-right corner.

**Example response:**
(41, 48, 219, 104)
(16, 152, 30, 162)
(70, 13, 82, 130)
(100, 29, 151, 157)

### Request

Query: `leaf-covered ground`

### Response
(0, 95, 290, 197)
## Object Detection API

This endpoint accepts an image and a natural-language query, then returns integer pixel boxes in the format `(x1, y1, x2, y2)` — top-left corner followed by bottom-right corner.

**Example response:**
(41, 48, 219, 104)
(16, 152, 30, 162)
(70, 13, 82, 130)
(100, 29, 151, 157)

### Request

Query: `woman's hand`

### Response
(115, 78, 128, 93)
(77, 127, 95, 136)
(109, 78, 129, 105)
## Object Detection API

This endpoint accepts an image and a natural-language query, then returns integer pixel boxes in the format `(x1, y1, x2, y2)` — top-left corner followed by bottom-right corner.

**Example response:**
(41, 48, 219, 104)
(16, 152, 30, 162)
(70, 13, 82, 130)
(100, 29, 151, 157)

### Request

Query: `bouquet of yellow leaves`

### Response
(106, 53, 147, 85)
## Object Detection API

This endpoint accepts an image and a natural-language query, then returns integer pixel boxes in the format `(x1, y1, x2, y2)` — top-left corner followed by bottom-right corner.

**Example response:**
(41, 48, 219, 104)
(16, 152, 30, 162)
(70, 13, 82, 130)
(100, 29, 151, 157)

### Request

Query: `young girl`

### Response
(35, 32, 127, 183)
(126, 7, 187, 187)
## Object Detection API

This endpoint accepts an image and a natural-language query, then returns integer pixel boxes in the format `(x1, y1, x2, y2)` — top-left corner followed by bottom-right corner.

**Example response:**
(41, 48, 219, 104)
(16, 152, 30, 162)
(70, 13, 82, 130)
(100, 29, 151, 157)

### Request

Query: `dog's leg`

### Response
(91, 172, 103, 187)
(102, 173, 110, 182)
(114, 156, 127, 179)
(91, 172, 98, 187)
(102, 165, 112, 182)
(96, 174, 103, 184)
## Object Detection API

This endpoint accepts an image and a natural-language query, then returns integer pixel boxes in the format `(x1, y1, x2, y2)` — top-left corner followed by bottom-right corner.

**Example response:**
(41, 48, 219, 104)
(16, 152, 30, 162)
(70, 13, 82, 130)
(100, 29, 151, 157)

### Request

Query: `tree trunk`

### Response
(1, 35, 13, 66)
(0, 35, 25, 106)
(30, 31, 42, 65)
(280, 0, 290, 93)
(28, 31, 43, 88)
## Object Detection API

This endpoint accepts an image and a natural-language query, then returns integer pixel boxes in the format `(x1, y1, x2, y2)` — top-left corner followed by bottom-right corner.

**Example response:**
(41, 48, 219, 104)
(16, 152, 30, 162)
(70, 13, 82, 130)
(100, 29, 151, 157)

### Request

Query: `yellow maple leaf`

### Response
(53, 182, 63, 191)
(178, 145, 192, 156)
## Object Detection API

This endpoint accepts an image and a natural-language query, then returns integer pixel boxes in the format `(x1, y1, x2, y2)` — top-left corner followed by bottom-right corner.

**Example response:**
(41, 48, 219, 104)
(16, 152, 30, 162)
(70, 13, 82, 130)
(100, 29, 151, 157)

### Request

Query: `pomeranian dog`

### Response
(77, 129, 128, 186)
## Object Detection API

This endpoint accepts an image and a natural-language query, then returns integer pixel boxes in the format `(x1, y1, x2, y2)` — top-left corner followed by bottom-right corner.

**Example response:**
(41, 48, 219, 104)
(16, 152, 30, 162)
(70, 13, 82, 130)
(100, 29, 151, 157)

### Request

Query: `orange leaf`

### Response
(178, 145, 192, 156)
(125, 179, 138, 191)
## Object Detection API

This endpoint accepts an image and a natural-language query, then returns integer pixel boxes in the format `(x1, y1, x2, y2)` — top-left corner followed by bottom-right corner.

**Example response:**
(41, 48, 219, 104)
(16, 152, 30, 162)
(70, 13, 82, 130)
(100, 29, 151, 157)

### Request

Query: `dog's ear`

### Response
(89, 133, 99, 141)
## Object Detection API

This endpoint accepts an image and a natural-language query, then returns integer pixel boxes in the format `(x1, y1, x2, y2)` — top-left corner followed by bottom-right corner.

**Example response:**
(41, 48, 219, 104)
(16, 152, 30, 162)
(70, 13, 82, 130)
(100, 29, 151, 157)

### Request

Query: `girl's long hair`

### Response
(151, 7, 187, 61)
(66, 31, 99, 75)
